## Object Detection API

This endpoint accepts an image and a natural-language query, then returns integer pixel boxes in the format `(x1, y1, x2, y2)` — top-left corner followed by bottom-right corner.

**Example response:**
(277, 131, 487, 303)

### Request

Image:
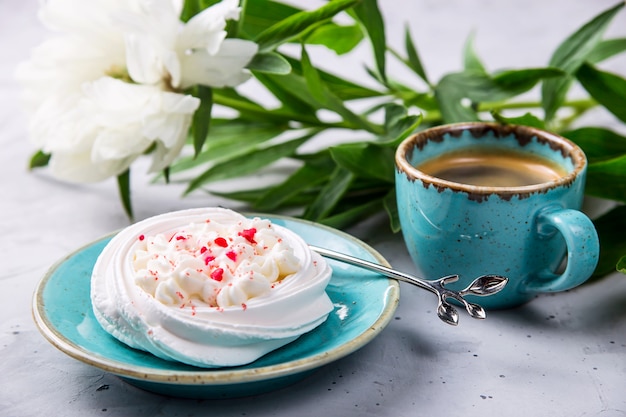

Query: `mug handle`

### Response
(525, 207, 599, 293)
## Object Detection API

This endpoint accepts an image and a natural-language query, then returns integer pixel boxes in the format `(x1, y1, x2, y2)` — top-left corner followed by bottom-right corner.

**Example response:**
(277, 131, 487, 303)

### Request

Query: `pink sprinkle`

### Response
(238, 228, 257, 244)
(226, 251, 237, 262)
(176, 291, 184, 300)
(211, 268, 224, 282)
(214, 237, 228, 247)
(242, 303, 247, 311)
(204, 255, 215, 265)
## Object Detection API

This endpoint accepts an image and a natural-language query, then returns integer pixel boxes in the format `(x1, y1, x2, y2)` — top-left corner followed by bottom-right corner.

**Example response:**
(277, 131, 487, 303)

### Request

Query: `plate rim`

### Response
(32, 213, 400, 386)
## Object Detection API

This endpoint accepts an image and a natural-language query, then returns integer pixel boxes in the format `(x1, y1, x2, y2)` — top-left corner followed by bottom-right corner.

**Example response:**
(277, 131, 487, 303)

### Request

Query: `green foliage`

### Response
(116, 170, 133, 221)
(590, 206, 626, 279)
(541, 2, 624, 123)
(29, 150, 50, 169)
(124, 1, 626, 278)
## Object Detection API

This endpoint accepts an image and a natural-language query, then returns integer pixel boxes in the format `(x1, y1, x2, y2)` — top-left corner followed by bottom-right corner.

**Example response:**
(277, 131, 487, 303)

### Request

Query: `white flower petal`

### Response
(179, 38, 257, 89)
(29, 93, 97, 153)
(149, 128, 189, 173)
(161, 91, 201, 114)
(39, 0, 129, 52)
(113, 0, 180, 86)
(178, 0, 240, 53)
(163, 50, 182, 88)
(49, 150, 132, 183)
(92, 129, 150, 162)
(125, 33, 165, 85)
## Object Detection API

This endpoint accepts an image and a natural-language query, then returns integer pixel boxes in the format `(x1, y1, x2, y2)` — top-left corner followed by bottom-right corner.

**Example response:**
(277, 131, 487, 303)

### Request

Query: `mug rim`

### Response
(395, 122, 587, 198)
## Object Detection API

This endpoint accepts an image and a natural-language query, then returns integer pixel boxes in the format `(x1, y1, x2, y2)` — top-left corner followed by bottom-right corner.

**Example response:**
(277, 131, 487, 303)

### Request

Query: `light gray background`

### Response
(2, 1, 626, 416)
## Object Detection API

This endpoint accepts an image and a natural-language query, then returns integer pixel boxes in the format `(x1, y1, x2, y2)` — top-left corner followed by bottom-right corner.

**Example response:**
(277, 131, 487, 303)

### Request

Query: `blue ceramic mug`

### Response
(395, 122, 599, 309)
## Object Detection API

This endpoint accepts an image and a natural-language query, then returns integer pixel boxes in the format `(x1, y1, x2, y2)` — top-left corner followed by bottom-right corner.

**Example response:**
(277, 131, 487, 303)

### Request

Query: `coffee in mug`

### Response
(416, 147, 567, 187)
(395, 122, 599, 309)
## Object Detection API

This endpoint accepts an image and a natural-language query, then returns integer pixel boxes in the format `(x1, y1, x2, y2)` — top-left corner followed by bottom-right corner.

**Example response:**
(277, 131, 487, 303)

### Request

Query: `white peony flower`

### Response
(16, 0, 256, 183)
(117, 0, 258, 89)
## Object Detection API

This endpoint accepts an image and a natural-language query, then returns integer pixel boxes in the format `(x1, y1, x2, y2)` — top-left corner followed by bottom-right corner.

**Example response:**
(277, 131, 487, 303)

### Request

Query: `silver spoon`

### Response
(309, 245, 508, 326)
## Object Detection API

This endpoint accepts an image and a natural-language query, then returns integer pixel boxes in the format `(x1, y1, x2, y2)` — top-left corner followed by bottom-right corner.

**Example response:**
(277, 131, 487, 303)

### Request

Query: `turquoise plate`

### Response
(32, 215, 400, 399)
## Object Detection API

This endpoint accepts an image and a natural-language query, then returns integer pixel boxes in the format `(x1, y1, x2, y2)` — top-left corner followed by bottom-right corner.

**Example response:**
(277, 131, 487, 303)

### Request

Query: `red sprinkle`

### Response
(214, 237, 228, 247)
(138, 235, 145, 241)
(204, 255, 215, 265)
(176, 235, 186, 241)
(176, 291, 184, 300)
(226, 251, 237, 262)
(238, 228, 257, 244)
(241, 303, 247, 311)
(211, 268, 224, 281)
(200, 246, 208, 254)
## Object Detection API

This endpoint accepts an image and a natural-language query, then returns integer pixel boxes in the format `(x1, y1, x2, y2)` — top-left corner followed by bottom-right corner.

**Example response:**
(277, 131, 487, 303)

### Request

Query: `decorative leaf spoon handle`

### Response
(309, 245, 508, 326)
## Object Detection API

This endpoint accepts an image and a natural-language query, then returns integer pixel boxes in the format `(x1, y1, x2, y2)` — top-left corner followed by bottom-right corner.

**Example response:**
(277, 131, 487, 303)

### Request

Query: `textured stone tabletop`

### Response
(2, 1, 626, 416)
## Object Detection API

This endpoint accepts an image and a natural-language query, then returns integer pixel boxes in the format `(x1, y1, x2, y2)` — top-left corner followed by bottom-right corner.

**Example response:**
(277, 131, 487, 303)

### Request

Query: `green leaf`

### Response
(301, 44, 326, 104)
(254, 0, 360, 52)
(617, 255, 626, 274)
(542, 2, 625, 122)
(381, 103, 422, 144)
(180, 0, 221, 22)
(117, 169, 133, 220)
(392, 85, 438, 111)
(403, 24, 429, 85)
(352, 0, 387, 82)
(463, 32, 487, 75)
(491, 111, 545, 129)
(303, 167, 354, 221)
(330, 142, 396, 183)
(184, 134, 312, 194)
(591, 205, 626, 278)
(189, 85, 213, 157)
(304, 23, 364, 55)
(300, 45, 382, 133)
(320, 198, 383, 229)
(168, 120, 286, 175)
(246, 52, 291, 74)
(213, 88, 317, 124)
(253, 72, 320, 116)
(434, 72, 484, 123)
(587, 38, 626, 64)
(180, 0, 202, 23)
(382, 189, 400, 233)
(29, 150, 50, 169)
(576, 62, 626, 123)
(585, 154, 626, 203)
(492, 67, 564, 96)
(254, 157, 336, 210)
(240, 0, 302, 39)
(283, 55, 383, 101)
(435, 69, 563, 123)
(562, 127, 626, 163)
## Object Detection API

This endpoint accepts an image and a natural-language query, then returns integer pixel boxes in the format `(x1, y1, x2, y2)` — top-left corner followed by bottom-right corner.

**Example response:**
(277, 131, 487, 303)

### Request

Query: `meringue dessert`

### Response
(91, 207, 333, 368)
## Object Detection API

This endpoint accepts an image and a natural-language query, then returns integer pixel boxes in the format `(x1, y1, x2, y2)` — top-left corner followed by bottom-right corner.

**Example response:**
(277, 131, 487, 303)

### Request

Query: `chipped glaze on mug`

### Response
(394, 122, 599, 309)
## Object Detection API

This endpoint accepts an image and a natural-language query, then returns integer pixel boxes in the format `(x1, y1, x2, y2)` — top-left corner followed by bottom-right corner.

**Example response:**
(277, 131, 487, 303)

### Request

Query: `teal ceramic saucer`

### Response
(32, 215, 400, 399)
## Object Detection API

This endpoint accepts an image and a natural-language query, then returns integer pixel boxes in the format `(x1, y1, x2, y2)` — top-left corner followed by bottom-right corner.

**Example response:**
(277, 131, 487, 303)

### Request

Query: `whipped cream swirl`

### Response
(91, 208, 333, 368)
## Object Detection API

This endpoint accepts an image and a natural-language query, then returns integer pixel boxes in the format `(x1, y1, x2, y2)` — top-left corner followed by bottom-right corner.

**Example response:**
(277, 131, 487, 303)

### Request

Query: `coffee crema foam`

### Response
(416, 147, 567, 187)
